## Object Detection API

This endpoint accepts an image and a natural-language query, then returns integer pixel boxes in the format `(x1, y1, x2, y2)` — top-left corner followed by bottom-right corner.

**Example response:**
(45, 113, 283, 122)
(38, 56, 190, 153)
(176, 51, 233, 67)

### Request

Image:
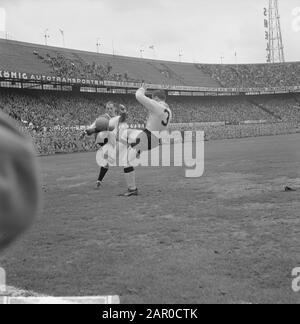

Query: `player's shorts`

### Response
(130, 128, 159, 152)
(96, 143, 116, 167)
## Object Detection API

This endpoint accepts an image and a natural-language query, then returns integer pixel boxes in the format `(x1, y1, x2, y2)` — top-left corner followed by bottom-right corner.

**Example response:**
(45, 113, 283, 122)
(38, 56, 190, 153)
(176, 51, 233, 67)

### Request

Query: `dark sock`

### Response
(98, 167, 109, 182)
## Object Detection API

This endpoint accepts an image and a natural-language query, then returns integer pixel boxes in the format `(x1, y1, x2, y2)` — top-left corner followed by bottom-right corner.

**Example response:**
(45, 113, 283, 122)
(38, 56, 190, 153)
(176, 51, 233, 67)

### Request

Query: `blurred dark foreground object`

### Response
(284, 186, 297, 192)
(0, 112, 40, 251)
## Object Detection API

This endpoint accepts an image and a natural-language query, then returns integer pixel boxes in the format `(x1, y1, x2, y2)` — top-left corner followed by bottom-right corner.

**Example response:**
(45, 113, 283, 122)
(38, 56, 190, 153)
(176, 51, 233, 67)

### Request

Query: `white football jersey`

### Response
(136, 88, 172, 132)
(95, 116, 129, 146)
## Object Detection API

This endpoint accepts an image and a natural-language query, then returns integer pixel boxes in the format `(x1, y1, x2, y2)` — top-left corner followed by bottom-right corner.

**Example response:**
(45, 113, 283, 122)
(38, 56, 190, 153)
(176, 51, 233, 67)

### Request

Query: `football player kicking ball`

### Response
(81, 101, 128, 188)
(120, 84, 172, 197)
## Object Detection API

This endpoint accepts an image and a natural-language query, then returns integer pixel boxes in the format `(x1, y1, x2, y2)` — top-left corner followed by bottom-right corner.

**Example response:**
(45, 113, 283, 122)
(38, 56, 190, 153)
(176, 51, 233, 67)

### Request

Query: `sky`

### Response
(0, 0, 299, 64)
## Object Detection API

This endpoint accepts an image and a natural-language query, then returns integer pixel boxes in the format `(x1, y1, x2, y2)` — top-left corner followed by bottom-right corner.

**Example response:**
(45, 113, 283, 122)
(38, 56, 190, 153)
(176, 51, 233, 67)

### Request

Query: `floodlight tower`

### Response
(264, 0, 285, 63)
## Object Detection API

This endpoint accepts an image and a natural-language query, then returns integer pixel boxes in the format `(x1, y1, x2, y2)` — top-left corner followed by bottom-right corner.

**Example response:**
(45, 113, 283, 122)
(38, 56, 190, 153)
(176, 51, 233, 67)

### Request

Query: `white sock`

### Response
(124, 169, 137, 191)
(127, 147, 139, 165)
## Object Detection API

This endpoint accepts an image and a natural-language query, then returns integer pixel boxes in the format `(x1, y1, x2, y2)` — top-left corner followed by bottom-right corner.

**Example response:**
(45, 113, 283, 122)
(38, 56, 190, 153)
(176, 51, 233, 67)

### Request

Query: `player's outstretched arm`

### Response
(80, 127, 97, 141)
(119, 105, 128, 123)
(80, 123, 96, 139)
(136, 84, 162, 114)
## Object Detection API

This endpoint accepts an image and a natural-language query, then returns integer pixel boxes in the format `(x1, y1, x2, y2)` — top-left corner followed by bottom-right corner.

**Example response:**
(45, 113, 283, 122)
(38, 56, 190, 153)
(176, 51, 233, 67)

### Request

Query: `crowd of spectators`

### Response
(30, 128, 95, 156)
(46, 55, 300, 89)
(3, 89, 294, 129)
(0, 90, 150, 129)
(199, 62, 300, 88)
(252, 95, 300, 123)
(33, 51, 300, 89)
(1, 88, 300, 155)
(182, 122, 300, 141)
(38, 52, 137, 83)
(0, 90, 108, 130)
(168, 96, 277, 123)
(29, 122, 300, 155)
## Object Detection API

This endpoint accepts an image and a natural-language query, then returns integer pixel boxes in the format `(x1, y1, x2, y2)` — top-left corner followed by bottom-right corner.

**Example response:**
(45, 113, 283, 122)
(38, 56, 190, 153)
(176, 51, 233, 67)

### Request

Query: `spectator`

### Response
(0, 112, 40, 251)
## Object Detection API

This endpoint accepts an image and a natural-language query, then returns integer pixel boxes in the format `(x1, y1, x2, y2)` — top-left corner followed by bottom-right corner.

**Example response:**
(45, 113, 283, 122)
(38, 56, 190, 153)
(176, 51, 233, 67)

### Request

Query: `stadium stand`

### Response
(1, 39, 300, 155)
(4, 89, 300, 129)
(251, 94, 300, 122)
(0, 39, 220, 86)
(0, 89, 147, 128)
(168, 96, 278, 123)
(199, 62, 300, 88)
(2, 39, 300, 88)
(1, 88, 300, 155)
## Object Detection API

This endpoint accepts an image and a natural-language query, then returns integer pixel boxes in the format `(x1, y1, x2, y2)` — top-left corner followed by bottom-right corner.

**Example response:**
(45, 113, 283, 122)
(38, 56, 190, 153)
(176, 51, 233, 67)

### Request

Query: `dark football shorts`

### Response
(130, 128, 160, 152)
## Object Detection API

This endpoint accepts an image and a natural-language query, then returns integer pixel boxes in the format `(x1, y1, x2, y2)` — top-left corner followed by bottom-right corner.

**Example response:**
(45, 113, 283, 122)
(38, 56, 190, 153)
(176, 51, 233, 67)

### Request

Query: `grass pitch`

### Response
(1, 134, 300, 304)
